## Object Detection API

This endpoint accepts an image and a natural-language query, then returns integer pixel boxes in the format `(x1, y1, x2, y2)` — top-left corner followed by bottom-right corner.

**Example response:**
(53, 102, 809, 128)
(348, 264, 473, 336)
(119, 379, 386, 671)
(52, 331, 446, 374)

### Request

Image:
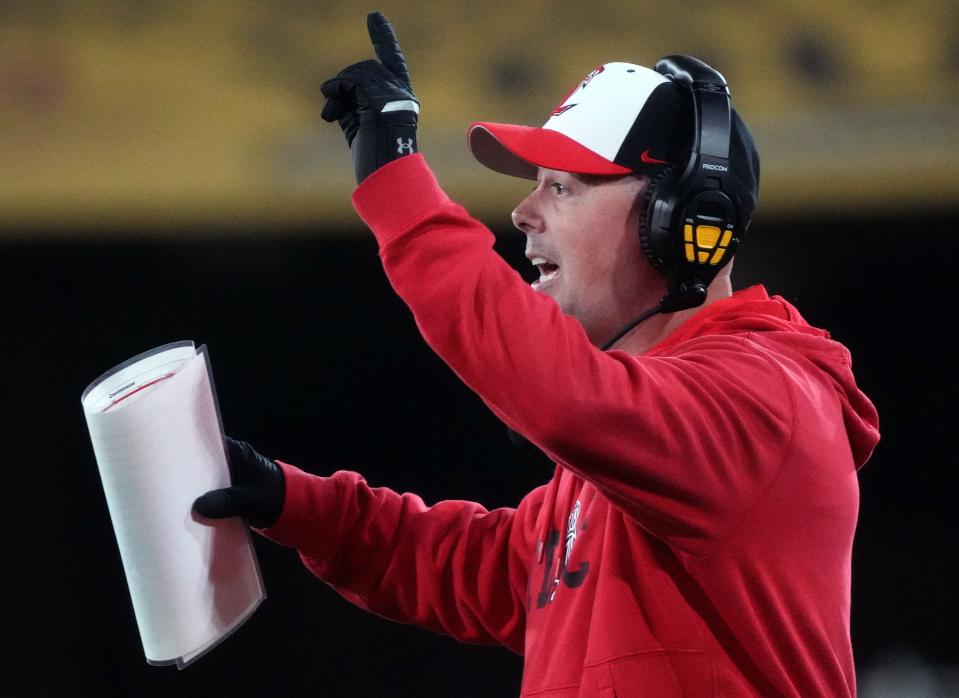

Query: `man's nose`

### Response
(511, 191, 542, 235)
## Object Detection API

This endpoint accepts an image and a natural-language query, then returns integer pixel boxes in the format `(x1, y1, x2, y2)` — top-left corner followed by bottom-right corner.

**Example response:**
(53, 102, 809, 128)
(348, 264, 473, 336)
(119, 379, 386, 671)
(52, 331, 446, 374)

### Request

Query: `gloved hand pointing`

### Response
(193, 436, 285, 529)
(320, 11, 419, 184)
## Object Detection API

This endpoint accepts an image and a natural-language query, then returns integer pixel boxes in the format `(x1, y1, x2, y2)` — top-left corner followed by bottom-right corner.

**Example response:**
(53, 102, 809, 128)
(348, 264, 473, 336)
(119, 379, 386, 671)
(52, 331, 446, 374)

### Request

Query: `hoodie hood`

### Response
(650, 284, 880, 469)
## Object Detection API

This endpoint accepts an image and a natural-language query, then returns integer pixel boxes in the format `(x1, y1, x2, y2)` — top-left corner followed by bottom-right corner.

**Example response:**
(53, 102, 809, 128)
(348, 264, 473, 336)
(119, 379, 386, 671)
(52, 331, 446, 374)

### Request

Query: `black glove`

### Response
(320, 11, 418, 184)
(193, 436, 285, 529)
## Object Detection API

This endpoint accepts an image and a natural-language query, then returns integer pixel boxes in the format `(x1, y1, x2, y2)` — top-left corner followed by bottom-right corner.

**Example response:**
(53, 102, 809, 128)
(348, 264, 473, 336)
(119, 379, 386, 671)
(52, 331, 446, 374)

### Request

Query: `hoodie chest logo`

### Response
(531, 500, 590, 609)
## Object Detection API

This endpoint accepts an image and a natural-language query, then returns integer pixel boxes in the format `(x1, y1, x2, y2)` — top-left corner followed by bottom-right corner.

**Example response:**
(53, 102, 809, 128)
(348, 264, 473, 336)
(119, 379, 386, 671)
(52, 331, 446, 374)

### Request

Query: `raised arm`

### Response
(352, 157, 796, 557)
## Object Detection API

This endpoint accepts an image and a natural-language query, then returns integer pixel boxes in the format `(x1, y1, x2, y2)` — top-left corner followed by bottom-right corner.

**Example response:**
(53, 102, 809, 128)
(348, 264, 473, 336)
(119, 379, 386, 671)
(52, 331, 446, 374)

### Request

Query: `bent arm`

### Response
(262, 462, 544, 653)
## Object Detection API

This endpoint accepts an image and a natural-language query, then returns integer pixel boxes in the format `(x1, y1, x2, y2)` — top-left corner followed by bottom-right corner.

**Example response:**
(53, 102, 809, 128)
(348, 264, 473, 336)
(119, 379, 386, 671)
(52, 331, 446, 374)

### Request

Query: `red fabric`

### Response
(263, 153, 880, 697)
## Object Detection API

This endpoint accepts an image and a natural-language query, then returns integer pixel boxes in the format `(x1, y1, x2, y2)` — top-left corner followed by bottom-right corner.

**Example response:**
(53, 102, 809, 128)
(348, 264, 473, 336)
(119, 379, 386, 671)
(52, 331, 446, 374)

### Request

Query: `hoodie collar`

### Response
(646, 285, 774, 356)
(643, 283, 879, 470)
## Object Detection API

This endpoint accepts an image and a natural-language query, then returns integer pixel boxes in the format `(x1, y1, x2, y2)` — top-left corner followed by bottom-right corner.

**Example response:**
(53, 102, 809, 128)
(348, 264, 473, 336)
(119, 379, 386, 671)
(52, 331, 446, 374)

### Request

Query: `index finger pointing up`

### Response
(367, 11, 412, 88)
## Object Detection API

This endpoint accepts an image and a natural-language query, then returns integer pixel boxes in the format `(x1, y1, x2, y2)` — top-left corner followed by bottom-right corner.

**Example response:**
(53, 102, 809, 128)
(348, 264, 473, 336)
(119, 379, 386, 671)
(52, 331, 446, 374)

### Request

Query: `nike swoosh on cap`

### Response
(640, 149, 669, 165)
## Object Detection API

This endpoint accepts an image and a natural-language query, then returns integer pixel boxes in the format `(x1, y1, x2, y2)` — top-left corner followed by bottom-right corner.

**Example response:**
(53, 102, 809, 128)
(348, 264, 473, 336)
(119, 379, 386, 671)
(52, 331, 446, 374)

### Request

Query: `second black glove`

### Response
(193, 436, 285, 529)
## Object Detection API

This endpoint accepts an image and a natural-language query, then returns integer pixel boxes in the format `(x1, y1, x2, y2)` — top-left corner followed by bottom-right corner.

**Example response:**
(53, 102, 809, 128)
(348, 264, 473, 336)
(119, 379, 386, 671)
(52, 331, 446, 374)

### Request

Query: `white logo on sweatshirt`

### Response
(565, 501, 580, 566)
(396, 137, 415, 155)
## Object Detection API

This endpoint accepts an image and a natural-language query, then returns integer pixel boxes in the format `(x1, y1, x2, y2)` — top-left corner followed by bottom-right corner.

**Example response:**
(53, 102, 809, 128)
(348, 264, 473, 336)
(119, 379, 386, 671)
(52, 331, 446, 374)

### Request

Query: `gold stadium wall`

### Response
(1, 1, 956, 236)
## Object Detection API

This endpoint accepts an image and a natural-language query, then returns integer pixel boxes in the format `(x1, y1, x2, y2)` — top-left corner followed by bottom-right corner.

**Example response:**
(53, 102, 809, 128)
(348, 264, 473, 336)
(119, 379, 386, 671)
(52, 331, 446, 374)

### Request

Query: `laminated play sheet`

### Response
(81, 341, 264, 668)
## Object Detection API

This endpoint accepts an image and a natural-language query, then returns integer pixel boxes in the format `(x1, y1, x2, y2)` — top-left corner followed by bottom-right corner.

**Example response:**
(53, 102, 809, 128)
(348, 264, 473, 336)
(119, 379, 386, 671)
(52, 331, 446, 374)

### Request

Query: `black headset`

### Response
(638, 55, 748, 313)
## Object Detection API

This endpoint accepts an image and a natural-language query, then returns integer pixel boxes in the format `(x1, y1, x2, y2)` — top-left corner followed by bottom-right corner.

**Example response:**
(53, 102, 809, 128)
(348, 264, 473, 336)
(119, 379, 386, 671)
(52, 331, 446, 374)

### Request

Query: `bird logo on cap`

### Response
(549, 65, 605, 118)
(580, 66, 605, 89)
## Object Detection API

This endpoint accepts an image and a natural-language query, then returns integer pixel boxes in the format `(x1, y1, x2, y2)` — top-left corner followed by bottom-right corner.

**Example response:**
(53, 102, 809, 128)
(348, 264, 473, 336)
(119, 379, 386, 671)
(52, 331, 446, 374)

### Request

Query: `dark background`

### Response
(4, 208, 956, 696)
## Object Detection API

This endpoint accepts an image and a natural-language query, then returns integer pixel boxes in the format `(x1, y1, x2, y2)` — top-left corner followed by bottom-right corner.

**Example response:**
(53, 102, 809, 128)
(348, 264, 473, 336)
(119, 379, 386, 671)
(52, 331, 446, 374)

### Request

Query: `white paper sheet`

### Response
(82, 341, 265, 668)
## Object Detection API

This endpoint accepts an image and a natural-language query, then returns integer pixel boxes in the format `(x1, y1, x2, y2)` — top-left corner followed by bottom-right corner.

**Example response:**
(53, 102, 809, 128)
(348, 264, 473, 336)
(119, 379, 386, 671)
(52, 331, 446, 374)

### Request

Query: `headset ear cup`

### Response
(638, 166, 675, 271)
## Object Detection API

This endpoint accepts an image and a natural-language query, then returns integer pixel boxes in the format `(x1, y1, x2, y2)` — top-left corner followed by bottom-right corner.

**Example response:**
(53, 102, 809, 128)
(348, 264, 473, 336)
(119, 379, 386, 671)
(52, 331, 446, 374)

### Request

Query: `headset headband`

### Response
(641, 55, 740, 311)
(654, 55, 733, 212)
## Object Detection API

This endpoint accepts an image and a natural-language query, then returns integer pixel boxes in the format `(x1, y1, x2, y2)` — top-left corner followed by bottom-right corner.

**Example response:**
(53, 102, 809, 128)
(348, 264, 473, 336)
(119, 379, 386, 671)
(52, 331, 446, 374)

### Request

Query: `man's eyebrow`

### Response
(572, 172, 634, 185)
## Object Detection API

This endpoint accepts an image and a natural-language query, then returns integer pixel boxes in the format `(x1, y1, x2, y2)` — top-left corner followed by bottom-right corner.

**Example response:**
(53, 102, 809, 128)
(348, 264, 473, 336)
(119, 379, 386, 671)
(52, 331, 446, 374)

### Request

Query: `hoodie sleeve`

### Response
(352, 155, 796, 557)
(260, 461, 544, 654)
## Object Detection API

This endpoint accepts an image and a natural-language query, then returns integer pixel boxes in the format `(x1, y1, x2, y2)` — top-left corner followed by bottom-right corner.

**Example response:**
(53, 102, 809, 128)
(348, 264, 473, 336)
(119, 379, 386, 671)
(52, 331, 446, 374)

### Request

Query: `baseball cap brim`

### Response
(468, 122, 633, 181)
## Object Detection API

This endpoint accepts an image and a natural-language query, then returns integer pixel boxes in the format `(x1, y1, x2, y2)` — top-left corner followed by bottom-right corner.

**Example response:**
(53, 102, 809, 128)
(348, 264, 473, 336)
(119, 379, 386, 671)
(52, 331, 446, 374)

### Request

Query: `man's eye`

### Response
(551, 182, 566, 194)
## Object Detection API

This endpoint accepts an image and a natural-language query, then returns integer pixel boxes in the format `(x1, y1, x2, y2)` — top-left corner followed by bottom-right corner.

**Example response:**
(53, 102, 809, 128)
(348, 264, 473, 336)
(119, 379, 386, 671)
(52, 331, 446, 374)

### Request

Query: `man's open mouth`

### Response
(529, 256, 560, 288)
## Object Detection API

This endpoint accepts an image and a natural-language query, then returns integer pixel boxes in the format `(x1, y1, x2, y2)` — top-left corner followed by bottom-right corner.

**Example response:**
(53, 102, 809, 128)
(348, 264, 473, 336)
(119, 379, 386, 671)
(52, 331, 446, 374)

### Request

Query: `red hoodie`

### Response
(262, 155, 879, 697)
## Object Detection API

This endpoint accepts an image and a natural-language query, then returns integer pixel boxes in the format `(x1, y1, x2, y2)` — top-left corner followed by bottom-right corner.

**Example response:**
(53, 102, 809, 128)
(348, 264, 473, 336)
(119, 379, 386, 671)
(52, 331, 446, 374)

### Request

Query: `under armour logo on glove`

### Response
(396, 137, 416, 155)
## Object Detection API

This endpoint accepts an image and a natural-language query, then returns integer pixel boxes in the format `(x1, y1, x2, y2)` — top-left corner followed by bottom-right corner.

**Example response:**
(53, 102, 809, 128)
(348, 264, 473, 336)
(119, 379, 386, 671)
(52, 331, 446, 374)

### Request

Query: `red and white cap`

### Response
(468, 62, 689, 180)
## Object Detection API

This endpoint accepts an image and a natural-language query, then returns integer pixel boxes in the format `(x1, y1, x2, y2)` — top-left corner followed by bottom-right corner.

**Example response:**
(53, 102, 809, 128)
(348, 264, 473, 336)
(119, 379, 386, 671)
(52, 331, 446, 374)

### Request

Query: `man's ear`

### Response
(630, 174, 652, 217)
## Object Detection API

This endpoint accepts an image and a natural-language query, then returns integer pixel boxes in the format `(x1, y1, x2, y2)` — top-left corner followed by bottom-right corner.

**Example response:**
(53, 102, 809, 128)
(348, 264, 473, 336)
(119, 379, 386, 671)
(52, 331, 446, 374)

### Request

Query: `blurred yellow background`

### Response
(1, 0, 956, 235)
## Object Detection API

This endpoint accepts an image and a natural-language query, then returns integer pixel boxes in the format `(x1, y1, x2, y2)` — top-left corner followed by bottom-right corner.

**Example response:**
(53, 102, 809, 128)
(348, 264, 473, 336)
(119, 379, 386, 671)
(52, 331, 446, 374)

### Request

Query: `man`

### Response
(195, 12, 879, 697)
